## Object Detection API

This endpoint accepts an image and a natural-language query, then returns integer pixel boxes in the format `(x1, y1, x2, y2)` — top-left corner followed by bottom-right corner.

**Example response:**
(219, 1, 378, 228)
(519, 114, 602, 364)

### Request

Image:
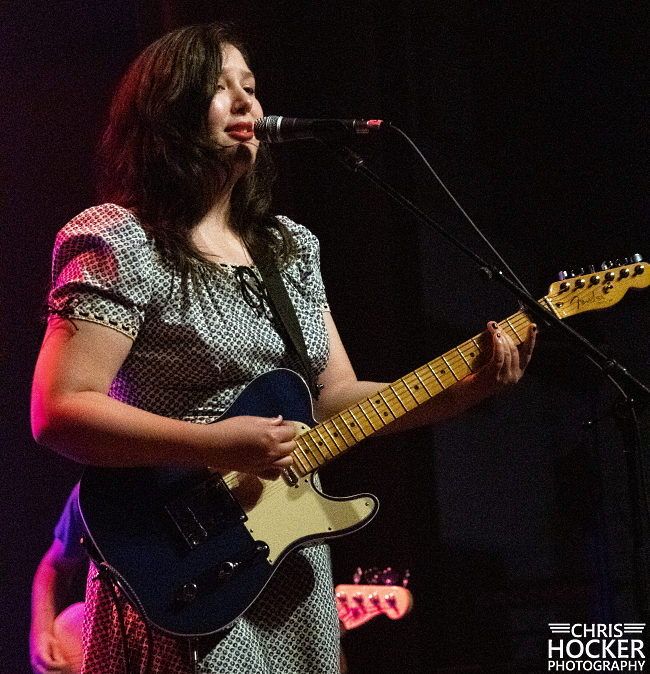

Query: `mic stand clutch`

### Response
(312, 127, 650, 621)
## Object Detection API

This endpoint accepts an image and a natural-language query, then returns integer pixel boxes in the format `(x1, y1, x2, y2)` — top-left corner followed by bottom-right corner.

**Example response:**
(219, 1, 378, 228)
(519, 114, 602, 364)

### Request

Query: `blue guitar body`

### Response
(79, 369, 379, 637)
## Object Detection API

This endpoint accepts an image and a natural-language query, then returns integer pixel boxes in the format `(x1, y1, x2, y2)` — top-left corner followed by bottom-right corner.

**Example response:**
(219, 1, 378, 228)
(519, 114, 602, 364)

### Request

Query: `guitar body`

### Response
(79, 369, 379, 637)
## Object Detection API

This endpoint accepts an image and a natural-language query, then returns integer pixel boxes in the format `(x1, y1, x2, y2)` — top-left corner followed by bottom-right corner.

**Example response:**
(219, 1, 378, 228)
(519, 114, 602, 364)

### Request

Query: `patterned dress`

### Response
(48, 203, 341, 674)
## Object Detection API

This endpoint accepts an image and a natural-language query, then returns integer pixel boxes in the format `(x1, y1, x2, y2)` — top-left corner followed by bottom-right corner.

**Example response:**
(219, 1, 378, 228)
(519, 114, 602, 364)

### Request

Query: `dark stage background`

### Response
(2, 1, 649, 672)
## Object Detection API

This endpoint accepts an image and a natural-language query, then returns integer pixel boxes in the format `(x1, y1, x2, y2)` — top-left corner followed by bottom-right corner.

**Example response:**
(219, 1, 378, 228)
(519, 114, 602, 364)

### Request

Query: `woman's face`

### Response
(208, 43, 263, 172)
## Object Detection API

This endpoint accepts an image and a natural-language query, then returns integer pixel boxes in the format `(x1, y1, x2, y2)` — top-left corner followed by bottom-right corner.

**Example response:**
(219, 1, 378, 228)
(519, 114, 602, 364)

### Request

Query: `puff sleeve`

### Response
(48, 204, 155, 339)
(277, 216, 330, 312)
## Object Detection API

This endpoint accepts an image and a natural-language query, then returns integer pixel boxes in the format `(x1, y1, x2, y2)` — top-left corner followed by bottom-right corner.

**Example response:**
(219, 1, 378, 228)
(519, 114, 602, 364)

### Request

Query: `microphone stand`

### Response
(313, 128, 650, 623)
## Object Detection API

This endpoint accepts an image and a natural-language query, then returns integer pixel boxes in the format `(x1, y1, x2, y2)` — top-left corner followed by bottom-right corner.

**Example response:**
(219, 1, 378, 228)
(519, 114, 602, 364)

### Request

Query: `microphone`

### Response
(254, 116, 387, 143)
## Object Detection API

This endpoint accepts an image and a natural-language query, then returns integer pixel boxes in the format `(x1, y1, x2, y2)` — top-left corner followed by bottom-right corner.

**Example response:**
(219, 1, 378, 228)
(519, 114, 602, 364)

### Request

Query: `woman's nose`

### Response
(232, 88, 253, 113)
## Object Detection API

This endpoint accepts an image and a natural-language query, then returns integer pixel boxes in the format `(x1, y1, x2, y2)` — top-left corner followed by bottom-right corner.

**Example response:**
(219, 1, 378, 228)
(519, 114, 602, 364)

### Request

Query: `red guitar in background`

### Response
(336, 567, 413, 631)
(336, 568, 413, 673)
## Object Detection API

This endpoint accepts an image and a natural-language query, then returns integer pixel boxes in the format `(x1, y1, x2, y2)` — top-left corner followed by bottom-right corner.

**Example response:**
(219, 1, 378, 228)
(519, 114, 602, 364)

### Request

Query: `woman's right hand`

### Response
(205, 415, 297, 479)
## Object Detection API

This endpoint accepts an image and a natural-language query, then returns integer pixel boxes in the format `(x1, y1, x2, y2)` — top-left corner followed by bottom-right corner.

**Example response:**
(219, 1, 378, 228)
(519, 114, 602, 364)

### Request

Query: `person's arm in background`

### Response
(30, 538, 85, 674)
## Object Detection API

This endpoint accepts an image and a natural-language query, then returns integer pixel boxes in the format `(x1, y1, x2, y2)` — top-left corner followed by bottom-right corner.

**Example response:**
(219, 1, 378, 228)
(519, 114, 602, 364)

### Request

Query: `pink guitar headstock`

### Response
(335, 567, 413, 631)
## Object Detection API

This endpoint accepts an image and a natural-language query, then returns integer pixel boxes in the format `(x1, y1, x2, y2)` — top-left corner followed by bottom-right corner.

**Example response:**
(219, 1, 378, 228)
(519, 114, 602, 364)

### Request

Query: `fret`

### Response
(446, 351, 472, 380)
(311, 426, 335, 464)
(470, 335, 485, 358)
(316, 424, 347, 458)
(342, 408, 370, 440)
(381, 388, 408, 416)
(292, 441, 313, 473)
(298, 434, 321, 469)
(370, 391, 397, 424)
(321, 420, 348, 454)
(448, 353, 468, 379)
(539, 296, 562, 318)
(455, 345, 473, 371)
(403, 372, 434, 402)
(357, 399, 384, 431)
(441, 354, 460, 381)
(504, 316, 522, 343)
(424, 362, 446, 390)
(391, 381, 420, 410)
(370, 391, 396, 418)
(457, 341, 480, 372)
(514, 312, 532, 338)
(329, 415, 358, 447)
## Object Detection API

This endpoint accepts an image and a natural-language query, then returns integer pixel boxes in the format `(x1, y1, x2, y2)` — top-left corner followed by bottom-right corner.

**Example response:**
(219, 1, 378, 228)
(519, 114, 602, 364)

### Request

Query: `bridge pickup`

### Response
(166, 473, 246, 550)
(173, 541, 270, 607)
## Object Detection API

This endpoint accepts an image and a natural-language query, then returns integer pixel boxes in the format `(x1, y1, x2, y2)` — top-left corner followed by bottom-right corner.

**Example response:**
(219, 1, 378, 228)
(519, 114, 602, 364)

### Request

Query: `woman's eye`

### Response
(244, 86, 256, 96)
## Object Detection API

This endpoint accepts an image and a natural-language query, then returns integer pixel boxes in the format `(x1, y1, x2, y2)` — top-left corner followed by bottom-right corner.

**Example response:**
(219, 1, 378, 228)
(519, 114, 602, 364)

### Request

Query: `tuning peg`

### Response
(558, 271, 568, 281)
(630, 253, 643, 263)
(588, 265, 596, 273)
(601, 261, 613, 270)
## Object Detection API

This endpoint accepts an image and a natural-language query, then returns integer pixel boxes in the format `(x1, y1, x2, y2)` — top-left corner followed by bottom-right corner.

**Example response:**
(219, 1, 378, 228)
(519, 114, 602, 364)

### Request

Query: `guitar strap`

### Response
(256, 263, 321, 400)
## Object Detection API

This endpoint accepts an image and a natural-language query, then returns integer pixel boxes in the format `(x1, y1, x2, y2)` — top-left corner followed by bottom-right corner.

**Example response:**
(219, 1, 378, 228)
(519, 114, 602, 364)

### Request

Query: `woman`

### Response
(31, 23, 535, 674)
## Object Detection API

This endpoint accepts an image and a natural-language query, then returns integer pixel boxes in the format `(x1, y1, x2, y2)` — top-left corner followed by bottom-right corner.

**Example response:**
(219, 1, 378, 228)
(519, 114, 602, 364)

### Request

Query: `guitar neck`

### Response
(290, 310, 534, 477)
(290, 257, 650, 478)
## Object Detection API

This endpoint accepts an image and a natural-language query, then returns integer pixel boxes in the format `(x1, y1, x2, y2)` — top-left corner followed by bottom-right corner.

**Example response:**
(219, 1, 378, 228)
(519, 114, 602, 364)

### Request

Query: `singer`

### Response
(31, 23, 535, 674)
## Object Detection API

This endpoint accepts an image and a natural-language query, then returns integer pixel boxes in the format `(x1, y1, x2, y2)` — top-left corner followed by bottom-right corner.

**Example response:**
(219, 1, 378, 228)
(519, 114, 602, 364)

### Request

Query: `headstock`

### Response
(543, 257, 648, 319)
(336, 567, 413, 631)
(335, 585, 413, 631)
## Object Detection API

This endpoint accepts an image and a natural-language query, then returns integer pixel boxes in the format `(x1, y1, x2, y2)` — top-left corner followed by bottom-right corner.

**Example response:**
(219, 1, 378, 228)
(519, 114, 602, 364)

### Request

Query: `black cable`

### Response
(97, 562, 155, 674)
(97, 564, 133, 674)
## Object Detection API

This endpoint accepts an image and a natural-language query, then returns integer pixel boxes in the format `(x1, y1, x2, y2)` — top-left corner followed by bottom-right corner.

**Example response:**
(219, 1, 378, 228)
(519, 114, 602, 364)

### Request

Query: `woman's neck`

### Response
(191, 196, 252, 267)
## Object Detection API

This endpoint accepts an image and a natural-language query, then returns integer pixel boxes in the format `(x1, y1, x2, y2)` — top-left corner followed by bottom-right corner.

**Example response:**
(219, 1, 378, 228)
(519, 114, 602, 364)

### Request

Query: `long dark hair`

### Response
(98, 23, 295, 276)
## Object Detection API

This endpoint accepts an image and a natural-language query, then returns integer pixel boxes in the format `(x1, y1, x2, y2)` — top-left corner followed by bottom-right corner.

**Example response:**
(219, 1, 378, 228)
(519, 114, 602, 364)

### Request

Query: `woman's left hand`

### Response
(472, 321, 537, 393)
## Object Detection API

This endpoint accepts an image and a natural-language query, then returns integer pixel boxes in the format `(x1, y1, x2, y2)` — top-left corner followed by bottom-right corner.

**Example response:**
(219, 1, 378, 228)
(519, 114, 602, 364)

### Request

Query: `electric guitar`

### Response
(78, 260, 649, 637)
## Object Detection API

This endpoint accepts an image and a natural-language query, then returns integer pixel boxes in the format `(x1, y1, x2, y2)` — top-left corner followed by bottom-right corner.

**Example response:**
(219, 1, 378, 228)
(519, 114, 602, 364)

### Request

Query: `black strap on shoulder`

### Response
(256, 263, 321, 400)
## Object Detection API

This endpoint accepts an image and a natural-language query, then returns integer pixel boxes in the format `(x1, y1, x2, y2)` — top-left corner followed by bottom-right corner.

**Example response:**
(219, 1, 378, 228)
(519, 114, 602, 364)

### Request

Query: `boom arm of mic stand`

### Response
(317, 137, 650, 405)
